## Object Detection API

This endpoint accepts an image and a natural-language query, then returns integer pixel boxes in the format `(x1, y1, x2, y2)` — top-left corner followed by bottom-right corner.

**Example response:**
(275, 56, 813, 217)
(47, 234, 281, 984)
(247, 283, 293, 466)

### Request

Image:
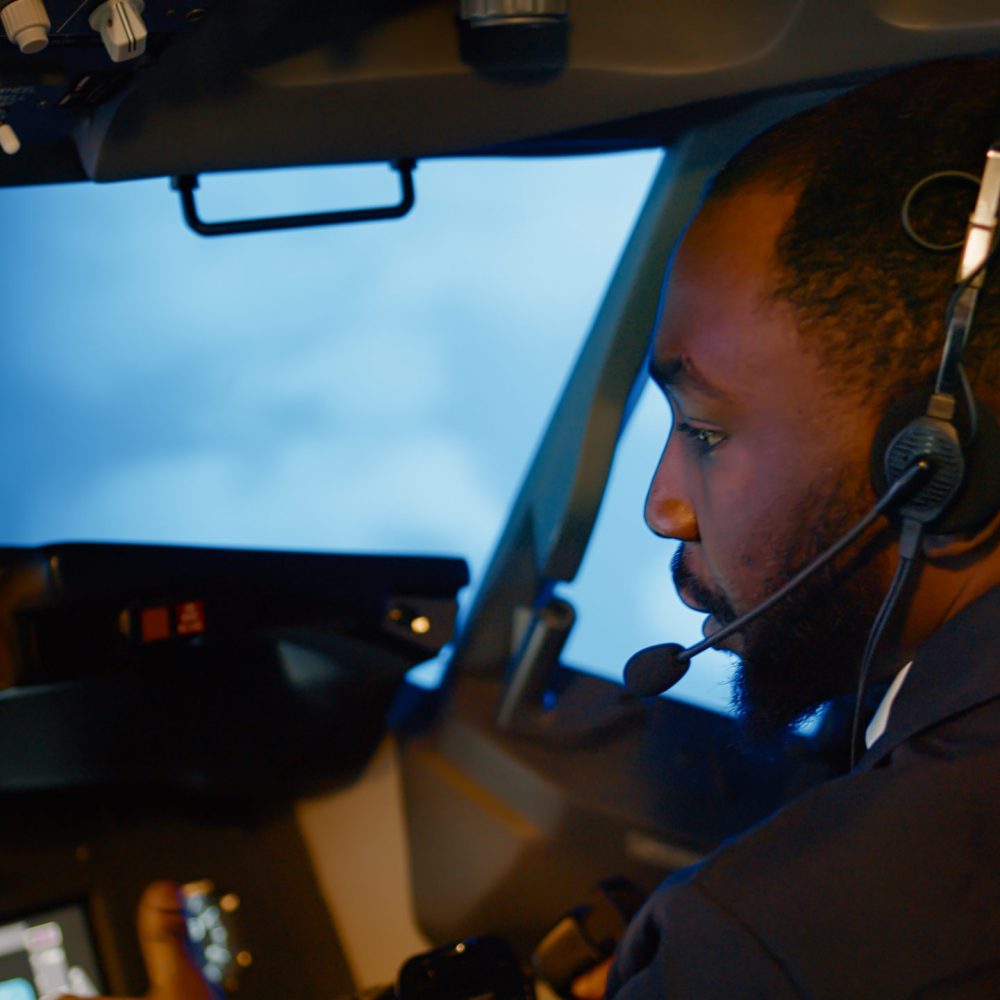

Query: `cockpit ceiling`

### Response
(3, 0, 1000, 186)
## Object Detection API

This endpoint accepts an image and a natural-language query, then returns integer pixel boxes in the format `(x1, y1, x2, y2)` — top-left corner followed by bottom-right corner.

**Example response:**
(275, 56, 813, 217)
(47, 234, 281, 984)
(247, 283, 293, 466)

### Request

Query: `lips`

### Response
(702, 612, 744, 654)
(681, 583, 742, 651)
(671, 547, 743, 651)
(672, 548, 714, 609)
(678, 584, 709, 615)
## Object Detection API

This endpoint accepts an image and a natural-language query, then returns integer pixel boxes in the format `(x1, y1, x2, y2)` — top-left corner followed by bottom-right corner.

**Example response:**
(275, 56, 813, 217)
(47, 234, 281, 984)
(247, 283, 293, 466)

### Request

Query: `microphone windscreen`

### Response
(623, 643, 689, 697)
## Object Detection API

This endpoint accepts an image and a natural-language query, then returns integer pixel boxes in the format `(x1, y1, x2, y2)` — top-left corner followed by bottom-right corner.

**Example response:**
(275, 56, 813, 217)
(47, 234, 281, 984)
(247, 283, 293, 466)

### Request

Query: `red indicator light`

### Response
(140, 606, 171, 642)
(176, 600, 206, 636)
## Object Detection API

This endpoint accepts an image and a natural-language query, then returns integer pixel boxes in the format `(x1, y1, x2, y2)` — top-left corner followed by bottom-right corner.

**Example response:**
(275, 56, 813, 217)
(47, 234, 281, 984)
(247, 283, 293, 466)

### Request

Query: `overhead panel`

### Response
(3, 0, 1000, 185)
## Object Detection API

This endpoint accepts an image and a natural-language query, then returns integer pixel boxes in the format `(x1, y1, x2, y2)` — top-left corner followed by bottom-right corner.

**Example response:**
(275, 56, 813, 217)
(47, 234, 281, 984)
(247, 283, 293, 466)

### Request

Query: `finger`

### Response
(571, 956, 614, 999)
(135, 881, 215, 999)
(53, 994, 122, 999)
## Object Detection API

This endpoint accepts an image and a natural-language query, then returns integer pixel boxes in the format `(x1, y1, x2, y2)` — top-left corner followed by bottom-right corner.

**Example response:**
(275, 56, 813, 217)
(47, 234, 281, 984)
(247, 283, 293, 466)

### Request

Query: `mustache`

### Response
(670, 547, 737, 624)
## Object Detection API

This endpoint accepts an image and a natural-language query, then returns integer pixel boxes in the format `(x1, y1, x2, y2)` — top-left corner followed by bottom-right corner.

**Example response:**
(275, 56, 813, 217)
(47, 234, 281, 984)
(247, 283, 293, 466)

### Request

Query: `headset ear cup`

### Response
(952, 401, 1000, 534)
(871, 390, 1000, 535)
(871, 391, 927, 501)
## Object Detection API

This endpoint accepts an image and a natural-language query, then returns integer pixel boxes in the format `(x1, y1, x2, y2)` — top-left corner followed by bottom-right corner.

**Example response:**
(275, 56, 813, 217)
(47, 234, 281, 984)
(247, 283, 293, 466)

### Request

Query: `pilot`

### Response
(605, 55, 1000, 997)
(59, 55, 1000, 1000)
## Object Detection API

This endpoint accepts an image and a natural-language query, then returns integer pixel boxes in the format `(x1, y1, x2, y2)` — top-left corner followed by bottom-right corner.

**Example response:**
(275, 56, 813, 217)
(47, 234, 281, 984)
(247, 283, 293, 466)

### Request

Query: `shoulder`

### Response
(610, 731, 1000, 998)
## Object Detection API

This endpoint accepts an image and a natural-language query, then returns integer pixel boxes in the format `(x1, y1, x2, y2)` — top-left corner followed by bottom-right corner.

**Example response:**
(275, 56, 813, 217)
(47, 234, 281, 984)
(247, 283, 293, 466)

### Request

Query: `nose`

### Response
(645, 438, 699, 541)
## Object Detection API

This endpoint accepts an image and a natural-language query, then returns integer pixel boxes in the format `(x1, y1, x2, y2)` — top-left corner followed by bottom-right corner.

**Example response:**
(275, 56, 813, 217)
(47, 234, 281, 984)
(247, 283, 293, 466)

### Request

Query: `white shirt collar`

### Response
(865, 661, 913, 749)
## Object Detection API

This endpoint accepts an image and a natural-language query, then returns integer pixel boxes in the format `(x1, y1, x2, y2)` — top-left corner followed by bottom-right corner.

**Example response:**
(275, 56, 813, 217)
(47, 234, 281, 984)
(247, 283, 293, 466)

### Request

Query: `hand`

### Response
(571, 957, 613, 999)
(58, 881, 217, 1000)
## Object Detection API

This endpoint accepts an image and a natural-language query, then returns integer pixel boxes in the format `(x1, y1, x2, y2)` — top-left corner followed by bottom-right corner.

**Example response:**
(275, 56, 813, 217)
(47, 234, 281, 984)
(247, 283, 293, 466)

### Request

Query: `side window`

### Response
(560, 385, 736, 715)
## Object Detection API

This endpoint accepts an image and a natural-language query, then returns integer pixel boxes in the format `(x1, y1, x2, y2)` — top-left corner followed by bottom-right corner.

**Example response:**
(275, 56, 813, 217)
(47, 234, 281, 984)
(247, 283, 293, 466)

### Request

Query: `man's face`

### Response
(645, 187, 892, 743)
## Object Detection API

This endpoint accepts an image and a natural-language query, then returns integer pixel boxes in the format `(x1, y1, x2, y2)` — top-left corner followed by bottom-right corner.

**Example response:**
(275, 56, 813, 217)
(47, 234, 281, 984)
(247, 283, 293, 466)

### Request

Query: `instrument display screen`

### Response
(0, 904, 104, 999)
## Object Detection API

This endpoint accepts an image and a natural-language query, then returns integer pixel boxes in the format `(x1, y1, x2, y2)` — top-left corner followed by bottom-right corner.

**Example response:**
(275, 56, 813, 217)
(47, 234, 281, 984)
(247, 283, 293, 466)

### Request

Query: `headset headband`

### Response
(935, 137, 1000, 404)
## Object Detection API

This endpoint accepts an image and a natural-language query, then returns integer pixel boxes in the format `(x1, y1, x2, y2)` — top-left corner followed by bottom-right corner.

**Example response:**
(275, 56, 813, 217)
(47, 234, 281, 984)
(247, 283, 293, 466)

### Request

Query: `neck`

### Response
(893, 511, 1000, 663)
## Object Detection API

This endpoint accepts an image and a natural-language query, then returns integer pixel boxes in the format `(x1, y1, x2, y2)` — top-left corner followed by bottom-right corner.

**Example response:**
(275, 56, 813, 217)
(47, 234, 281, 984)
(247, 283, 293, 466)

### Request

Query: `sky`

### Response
(0, 152, 735, 713)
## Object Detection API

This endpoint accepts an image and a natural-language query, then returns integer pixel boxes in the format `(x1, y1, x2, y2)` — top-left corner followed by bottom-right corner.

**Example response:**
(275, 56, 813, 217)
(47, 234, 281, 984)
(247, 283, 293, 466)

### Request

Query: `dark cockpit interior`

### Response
(3, 2, 1000, 996)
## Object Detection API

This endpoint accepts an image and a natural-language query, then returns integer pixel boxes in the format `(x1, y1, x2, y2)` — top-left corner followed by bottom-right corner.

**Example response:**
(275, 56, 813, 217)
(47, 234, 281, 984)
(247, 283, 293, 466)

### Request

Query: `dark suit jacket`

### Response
(607, 586, 1000, 999)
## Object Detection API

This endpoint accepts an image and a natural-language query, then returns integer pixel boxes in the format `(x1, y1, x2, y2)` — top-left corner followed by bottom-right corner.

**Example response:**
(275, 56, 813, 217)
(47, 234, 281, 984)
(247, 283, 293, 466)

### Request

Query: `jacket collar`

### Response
(858, 584, 1000, 771)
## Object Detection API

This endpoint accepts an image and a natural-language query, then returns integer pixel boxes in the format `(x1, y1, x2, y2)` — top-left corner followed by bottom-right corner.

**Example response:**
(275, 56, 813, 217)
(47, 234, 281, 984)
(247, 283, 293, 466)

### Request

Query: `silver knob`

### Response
(0, 0, 50, 54)
(89, 0, 148, 63)
(459, 0, 569, 28)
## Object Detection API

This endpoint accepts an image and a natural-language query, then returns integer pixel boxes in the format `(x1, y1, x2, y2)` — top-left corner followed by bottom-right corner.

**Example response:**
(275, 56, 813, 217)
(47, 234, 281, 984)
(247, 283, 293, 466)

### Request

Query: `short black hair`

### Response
(709, 56, 1000, 414)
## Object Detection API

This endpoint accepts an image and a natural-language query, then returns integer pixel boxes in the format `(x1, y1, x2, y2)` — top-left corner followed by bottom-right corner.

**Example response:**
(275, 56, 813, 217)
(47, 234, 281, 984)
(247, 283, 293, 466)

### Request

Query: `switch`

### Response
(89, 0, 147, 63)
(0, 0, 51, 54)
(0, 119, 20, 156)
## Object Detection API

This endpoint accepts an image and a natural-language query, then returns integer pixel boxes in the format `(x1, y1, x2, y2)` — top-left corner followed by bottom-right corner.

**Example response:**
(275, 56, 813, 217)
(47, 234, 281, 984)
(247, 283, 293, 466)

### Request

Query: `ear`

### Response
(871, 389, 1000, 536)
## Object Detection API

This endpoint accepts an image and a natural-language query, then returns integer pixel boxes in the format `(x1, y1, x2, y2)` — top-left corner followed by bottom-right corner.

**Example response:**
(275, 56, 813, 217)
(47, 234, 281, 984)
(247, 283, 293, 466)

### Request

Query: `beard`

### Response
(672, 472, 894, 748)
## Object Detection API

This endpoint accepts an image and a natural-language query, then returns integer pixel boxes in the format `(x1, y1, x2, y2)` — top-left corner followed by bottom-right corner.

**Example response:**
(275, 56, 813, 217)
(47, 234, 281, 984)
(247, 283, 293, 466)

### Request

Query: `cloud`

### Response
(27, 430, 503, 577)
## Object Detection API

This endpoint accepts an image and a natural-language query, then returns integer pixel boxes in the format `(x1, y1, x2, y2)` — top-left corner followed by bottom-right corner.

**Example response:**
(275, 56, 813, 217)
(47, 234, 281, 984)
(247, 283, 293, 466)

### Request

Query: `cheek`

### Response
(700, 503, 779, 593)
(694, 451, 808, 600)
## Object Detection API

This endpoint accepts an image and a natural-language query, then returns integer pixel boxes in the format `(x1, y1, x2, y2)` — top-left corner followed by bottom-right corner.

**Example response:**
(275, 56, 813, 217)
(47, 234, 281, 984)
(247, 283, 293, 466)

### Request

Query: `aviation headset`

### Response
(845, 143, 1000, 763)
(626, 115, 1000, 767)
(873, 157, 1000, 536)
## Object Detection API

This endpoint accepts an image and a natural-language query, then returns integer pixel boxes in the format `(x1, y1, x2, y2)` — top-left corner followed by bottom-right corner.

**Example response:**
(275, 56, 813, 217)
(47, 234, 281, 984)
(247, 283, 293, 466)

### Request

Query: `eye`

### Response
(676, 421, 727, 455)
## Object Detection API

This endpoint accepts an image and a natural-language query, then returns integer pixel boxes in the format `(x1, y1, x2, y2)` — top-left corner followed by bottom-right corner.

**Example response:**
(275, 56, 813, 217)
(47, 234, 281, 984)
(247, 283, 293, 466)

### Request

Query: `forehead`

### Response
(652, 188, 804, 396)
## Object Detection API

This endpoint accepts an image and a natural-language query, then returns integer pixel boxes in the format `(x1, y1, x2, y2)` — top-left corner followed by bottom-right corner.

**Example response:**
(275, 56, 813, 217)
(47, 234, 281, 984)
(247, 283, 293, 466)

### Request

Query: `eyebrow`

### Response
(648, 355, 722, 398)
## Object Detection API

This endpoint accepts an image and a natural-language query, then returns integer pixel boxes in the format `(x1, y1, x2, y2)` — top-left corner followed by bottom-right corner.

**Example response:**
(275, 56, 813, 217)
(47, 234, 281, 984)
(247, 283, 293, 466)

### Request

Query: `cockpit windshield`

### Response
(0, 150, 741, 710)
